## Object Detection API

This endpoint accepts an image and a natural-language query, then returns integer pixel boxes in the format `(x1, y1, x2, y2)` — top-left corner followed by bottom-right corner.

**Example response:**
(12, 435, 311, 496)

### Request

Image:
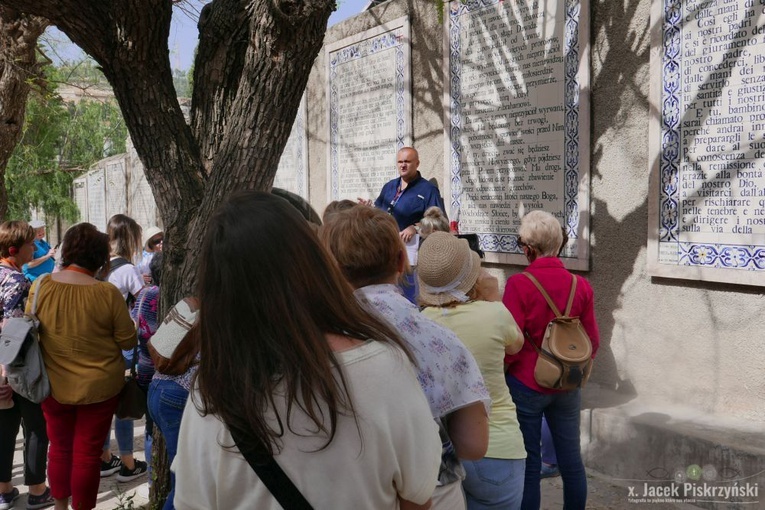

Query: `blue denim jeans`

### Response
(506, 375, 586, 510)
(103, 417, 134, 455)
(541, 416, 557, 465)
(462, 457, 525, 510)
(148, 379, 189, 510)
(104, 353, 137, 455)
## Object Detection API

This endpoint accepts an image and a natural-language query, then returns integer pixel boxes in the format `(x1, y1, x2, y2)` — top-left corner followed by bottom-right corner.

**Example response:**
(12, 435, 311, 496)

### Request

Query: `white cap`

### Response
(29, 220, 45, 229)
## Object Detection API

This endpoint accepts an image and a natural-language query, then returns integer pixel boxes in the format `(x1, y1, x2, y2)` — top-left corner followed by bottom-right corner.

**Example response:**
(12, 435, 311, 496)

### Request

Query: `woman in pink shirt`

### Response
(502, 210, 599, 510)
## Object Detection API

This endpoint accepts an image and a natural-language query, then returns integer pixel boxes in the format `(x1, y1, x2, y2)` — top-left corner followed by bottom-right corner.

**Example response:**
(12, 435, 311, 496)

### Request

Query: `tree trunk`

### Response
(0, 0, 334, 506)
(0, 8, 47, 220)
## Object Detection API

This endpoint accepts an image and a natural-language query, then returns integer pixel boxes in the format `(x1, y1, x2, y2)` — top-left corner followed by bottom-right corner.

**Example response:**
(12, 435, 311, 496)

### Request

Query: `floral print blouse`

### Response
(0, 266, 31, 322)
(355, 284, 491, 487)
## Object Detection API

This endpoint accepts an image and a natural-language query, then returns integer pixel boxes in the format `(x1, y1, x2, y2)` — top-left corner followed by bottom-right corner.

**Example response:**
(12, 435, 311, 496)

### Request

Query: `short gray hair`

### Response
(519, 210, 563, 257)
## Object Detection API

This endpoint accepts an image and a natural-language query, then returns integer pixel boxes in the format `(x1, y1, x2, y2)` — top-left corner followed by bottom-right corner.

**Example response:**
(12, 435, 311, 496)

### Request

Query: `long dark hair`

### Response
(195, 191, 411, 456)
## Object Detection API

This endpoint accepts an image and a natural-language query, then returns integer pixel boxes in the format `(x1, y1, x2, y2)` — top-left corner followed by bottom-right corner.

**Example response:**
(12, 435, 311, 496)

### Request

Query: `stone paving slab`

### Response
(10, 419, 150, 510)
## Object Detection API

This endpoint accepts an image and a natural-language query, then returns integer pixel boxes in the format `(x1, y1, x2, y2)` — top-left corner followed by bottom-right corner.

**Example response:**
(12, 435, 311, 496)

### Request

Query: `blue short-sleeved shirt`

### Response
(23, 239, 54, 282)
(374, 173, 445, 231)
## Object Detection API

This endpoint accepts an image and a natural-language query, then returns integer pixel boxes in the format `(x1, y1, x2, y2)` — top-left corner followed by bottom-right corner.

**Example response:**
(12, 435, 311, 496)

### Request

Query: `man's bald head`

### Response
(397, 147, 420, 182)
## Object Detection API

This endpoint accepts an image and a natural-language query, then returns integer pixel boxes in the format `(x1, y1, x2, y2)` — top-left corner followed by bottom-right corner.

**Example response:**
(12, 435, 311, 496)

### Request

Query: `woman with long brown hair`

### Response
(173, 191, 441, 509)
(100, 214, 147, 482)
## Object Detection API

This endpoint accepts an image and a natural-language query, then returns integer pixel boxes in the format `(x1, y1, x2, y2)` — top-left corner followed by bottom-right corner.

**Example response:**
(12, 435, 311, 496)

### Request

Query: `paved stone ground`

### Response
(11, 419, 701, 509)
(9, 419, 151, 510)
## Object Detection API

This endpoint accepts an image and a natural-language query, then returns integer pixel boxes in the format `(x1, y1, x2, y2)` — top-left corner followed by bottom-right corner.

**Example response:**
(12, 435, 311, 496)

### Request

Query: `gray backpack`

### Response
(0, 274, 50, 403)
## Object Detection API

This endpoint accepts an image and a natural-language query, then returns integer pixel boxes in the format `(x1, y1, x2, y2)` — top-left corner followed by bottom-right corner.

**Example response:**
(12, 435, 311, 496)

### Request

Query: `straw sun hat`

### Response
(417, 231, 481, 306)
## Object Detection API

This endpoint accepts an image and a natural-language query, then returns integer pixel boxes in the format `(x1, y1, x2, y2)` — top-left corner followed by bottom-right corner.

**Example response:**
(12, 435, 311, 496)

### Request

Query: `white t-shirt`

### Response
(107, 258, 144, 301)
(173, 341, 442, 510)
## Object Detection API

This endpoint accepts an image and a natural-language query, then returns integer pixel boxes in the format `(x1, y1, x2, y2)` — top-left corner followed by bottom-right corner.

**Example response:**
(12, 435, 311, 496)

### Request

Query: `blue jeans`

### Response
(541, 416, 557, 465)
(104, 354, 137, 456)
(148, 379, 189, 510)
(506, 375, 586, 510)
(103, 417, 134, 455)
(462, 457, 525, 510)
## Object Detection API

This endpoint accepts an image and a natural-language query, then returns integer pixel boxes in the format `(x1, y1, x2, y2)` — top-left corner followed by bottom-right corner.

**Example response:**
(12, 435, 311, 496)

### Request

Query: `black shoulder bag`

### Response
(227, 426, 314, 510)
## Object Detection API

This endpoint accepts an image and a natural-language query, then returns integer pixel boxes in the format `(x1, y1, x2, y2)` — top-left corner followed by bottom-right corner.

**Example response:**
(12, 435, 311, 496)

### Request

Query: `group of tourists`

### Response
(0, 218, 163, 510)
(0, 146, 598, 510)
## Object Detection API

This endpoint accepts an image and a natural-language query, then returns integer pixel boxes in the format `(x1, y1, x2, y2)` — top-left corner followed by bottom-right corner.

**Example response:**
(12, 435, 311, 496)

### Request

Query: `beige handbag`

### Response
(523, 272, 593, 391)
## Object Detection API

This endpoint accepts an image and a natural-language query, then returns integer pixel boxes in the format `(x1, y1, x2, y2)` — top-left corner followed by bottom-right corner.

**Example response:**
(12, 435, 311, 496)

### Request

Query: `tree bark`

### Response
(0, 8, 47, 220)
(0, 0, 334, 506)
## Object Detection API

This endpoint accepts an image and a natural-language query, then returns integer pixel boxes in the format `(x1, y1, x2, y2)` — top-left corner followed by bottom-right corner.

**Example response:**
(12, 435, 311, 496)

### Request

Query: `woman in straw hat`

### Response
(502, 210, 599, 510)
(173, 191, 441, 509)
(321, 205, 491, 510)
(418, 231, 526, 510)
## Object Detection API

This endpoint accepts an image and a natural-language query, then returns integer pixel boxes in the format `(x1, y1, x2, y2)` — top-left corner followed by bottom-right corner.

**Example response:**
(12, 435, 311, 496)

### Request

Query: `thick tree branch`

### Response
(197, 0, 333, 210)
(0, 7, 47, 220)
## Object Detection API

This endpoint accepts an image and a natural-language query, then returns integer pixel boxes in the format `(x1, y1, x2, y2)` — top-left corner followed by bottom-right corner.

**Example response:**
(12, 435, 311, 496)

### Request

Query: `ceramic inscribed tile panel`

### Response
(648, 0, 765, 285)
(327, 16, 412, 202)
(444, 0, 591, 269)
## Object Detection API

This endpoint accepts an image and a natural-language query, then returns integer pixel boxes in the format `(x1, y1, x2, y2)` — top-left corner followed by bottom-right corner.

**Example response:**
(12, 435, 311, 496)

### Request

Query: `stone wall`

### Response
(294, 0, 765, 424)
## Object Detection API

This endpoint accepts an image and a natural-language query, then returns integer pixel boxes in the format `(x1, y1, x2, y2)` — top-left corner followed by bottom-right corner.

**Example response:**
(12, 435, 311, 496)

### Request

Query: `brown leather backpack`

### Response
(523, 272, 593, 391)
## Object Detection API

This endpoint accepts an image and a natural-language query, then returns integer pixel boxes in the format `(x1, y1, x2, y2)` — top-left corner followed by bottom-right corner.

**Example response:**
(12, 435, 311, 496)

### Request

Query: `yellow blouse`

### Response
(27, 278, 137, 405)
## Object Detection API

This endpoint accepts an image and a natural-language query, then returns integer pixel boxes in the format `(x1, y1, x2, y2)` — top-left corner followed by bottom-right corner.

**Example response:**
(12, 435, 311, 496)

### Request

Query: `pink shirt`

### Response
(502, 257, 600, 394)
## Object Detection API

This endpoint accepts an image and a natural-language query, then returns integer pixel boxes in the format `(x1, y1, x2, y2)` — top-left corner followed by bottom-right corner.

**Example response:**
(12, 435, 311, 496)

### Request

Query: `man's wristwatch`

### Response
(413, 225, 420, 234)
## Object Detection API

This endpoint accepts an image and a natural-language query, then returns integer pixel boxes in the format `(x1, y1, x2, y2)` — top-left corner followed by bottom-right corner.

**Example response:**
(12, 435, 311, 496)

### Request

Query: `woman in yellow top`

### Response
(418, 232, 526, 510)
(28, 223, 136, 510)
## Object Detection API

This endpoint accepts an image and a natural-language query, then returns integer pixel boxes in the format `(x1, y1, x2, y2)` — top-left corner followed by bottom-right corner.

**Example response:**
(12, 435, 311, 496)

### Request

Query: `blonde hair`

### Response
(419, 206, 449, 238)
(519, 210, 563, 257)
(107, 214, 142, 261)
(319, 206, 407, 288)
(0, 221, 34, 258)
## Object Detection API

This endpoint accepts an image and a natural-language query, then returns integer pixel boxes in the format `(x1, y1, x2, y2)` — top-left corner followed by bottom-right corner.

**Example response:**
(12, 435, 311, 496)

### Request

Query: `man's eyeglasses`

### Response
(517, 237, 528, 249)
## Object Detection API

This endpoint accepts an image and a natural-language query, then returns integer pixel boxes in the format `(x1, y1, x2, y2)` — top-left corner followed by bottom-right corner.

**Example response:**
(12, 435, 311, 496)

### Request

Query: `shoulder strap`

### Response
(522, 272, 562, 317)
(564, 275, 577, 316)
(228, 427, 314, 510)
(108, 257, 130, 276)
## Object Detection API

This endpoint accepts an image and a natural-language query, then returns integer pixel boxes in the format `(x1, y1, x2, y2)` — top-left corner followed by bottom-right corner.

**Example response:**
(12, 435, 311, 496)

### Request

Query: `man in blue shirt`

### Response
(361, 147, 446, 303)
(371, 147, 445, 242)
(23, 219, 55, 282)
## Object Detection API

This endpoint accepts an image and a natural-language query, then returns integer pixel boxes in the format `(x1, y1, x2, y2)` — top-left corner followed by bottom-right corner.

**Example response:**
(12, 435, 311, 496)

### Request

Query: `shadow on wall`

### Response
(586, 0, 765, 416)
(584, 0, 654, 407)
